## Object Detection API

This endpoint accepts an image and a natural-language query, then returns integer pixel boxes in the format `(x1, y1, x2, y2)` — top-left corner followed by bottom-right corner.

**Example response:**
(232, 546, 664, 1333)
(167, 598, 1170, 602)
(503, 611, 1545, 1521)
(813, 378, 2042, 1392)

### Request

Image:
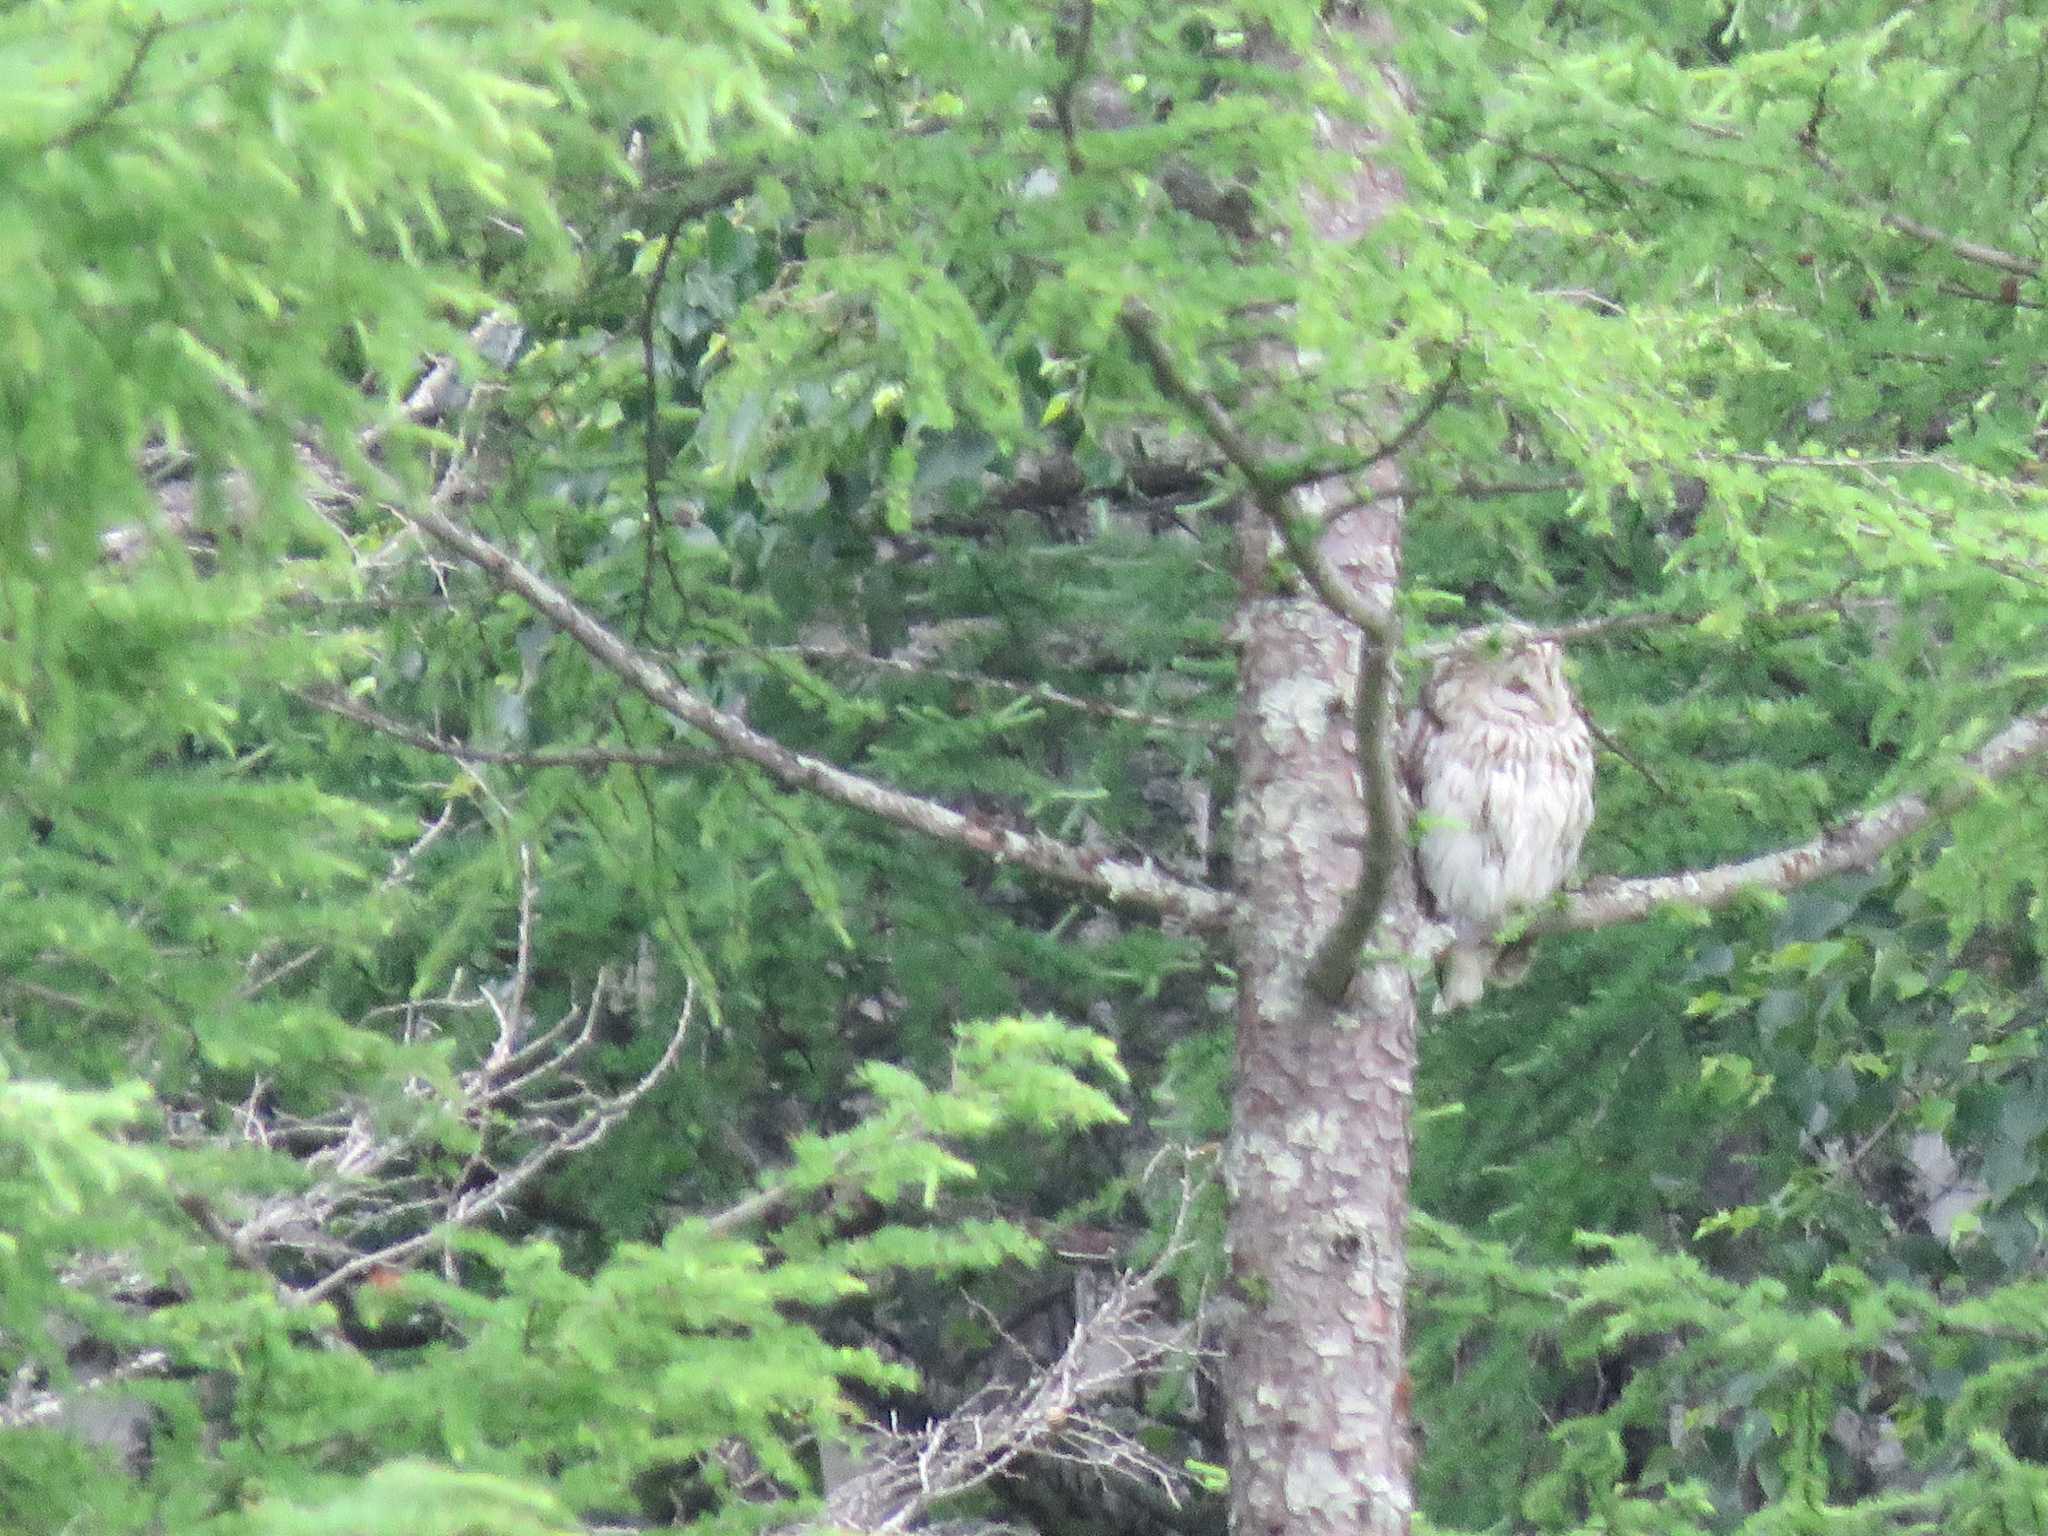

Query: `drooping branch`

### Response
(396, 504, 1232, 931)
(41, 15, 165, 154)
(1119, 298, 1406, 998)
(1117, 300, 1394, 644)
(1304, 632, 1404, 1004)
(1534, 707, 2048, 936)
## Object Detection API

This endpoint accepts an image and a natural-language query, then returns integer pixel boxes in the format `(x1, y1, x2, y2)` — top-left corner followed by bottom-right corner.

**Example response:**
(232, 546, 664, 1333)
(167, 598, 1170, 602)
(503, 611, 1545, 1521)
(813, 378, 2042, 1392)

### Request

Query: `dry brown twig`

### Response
(791, 1150, 1211, 1536)
(163, 848, 697, 1304)
(288, 968, 695, 1307)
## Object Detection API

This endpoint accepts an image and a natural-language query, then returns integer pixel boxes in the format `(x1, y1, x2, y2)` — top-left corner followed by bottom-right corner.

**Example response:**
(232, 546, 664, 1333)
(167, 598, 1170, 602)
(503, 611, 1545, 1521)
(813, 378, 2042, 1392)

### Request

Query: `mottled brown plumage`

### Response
(1404, 641, 1595, 1011)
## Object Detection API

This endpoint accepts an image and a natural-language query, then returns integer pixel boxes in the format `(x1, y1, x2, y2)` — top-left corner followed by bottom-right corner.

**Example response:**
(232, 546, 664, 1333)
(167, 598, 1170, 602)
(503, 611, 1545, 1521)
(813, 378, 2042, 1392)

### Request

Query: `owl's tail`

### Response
(1434, 944, 1491, 1014)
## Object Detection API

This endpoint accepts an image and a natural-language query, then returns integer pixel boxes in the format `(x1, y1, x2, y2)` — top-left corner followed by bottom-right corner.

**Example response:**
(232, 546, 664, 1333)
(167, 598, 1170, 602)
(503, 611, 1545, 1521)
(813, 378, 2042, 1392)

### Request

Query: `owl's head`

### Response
(1427, 640, 1576, 726)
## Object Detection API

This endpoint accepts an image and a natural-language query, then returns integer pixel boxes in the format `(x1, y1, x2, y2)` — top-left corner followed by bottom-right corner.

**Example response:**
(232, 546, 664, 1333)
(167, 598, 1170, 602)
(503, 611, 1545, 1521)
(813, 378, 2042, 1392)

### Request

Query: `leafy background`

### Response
(5, 1, 2048, 1532)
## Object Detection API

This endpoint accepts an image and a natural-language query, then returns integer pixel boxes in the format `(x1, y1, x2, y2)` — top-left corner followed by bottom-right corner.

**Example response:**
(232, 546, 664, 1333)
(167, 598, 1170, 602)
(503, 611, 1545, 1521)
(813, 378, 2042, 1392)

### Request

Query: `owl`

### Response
(1404, 641, 1595, 1012)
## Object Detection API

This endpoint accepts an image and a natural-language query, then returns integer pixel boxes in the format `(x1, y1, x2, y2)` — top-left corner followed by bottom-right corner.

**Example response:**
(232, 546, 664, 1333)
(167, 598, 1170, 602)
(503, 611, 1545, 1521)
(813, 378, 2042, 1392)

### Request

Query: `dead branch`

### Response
(290, 976, 695, 1305)
(793, 1154, 1211, 1536)
(811, 1266, 1188, 1535)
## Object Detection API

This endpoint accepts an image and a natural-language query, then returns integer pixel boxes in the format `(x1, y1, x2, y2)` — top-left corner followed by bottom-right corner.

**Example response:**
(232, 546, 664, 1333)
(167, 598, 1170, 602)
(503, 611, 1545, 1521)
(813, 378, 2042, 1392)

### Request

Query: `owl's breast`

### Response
(1414, 718, 1593, 924)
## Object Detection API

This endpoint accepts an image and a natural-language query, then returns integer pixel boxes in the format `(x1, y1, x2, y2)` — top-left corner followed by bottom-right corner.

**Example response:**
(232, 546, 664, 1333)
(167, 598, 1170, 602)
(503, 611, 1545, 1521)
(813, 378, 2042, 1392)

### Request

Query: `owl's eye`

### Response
(1506, 680, 1535, 698)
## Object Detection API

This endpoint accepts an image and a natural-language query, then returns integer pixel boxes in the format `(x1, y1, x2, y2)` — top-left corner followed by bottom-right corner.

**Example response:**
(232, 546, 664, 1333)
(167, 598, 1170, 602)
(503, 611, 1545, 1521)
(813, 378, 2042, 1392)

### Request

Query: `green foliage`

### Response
(1416, 1220, 2048, 1535)
(9, 0, 2048, 1533)
(0, 1009, 1126, 1531)
(234, 1463, 577, 1536)
(0, 2, 1165, 1530)
(1393, 6, 2048, 1530)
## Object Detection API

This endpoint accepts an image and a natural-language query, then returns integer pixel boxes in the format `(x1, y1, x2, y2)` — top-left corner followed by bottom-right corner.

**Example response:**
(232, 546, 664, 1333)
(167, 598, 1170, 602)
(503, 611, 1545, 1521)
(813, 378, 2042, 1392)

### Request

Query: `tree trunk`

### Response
(1223, 16, 1419, 1536)
(1226, 491, 1418, 1536)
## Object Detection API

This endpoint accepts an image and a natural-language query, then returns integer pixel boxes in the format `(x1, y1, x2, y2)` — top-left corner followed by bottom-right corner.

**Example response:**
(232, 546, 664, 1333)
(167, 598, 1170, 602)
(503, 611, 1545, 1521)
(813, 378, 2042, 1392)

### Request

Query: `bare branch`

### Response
(359, 313, 525, 451)
(384, 799, 458, 888)
(704, 1182, 794, 1240)
(235, 945, 324, 1002)
(395, 503, 1232, 931)
(796, 1158, 1210, 1536)
(292, 979, 696, 1305)
(1533, 708, 2048, 936)
(506, 845, 537, 1069)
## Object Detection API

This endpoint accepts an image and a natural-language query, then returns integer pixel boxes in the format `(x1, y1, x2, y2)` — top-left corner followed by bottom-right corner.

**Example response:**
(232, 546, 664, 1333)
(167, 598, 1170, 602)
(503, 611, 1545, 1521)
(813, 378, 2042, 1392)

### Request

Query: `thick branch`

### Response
(1534, 708, 2048, 935)
(397, 505, 1231, 930)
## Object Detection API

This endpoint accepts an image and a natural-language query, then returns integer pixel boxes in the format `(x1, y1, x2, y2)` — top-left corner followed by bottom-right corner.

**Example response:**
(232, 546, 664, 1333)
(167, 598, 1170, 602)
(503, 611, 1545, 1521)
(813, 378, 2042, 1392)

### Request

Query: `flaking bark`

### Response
(1218, 14, 1422, 1535)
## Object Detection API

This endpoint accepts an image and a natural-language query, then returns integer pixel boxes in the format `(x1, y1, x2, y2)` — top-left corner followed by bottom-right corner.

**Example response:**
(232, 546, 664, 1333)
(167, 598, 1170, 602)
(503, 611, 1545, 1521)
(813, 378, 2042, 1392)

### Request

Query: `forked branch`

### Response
(1118, 301, 1393, 644)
